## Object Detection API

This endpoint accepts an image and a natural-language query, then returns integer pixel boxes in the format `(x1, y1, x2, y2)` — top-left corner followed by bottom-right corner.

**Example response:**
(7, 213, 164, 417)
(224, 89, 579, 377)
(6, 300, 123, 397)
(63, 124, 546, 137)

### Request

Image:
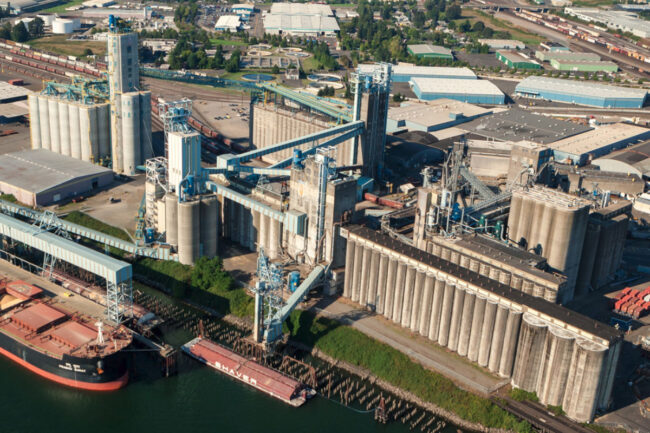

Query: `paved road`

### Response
(310, 297, 508, 395)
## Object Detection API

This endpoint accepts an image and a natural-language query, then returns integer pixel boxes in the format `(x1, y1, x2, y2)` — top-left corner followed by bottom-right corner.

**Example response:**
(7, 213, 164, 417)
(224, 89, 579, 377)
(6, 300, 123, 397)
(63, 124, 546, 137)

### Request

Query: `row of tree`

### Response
(0, 18, 44, 43)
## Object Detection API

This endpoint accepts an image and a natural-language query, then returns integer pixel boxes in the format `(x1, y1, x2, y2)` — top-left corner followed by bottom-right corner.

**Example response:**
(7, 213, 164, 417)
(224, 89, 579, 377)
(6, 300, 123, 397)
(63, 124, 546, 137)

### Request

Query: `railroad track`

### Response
(493, 397, 594, 433)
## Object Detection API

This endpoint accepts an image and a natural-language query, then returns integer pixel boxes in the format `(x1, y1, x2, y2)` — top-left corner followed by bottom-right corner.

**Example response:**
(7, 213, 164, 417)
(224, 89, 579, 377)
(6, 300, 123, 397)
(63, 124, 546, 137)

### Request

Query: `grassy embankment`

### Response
(66, 210, 531, 432)
(27, 35, 106, 58)
(40, 0, 85, 13)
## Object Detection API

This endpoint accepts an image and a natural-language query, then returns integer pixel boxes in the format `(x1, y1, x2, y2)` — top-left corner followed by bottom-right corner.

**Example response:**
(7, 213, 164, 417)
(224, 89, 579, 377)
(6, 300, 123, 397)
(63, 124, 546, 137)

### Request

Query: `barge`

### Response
(0, 279, 132, 391)
(182, 337, 315, 407)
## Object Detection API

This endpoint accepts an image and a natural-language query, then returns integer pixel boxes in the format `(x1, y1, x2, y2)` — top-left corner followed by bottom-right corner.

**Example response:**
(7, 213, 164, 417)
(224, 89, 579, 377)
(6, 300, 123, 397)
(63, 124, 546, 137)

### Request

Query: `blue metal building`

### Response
(515, 76, 647, 108)
(410, 78, 505, 104)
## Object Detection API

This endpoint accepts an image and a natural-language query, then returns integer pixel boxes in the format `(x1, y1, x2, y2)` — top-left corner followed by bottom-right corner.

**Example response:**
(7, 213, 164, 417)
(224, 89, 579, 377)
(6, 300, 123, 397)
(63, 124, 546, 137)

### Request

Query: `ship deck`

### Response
(0, 261, 131, 359)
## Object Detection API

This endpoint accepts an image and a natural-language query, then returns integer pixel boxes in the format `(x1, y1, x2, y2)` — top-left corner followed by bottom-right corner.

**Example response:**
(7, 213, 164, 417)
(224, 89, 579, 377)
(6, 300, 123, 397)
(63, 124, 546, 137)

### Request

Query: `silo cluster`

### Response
(342, 226, 621, 423)
(29, 94, 111, 163)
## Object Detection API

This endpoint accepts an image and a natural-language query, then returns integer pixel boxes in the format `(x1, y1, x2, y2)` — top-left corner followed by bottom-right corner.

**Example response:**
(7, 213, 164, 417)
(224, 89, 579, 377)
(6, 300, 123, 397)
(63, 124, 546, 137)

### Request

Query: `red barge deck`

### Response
(182, 337, 314, 407)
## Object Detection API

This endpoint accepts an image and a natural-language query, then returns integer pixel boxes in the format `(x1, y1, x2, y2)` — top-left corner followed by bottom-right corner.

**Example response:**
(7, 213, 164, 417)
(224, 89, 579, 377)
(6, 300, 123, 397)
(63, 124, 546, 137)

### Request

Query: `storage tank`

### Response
(28, 95, 41, 149)
(37, 95, 50, 151)
(537, 326, 575, 406)
(52, 18, 75, 34)
(58, 100, 70, 156)
(178, 199, 200, 265)
(139, 91, 153, 161)
(37, 13, 55, 26)
(562, 338, 607, 423)
(200, 195, 218, 258)
(48, 98, 60, 153)
(165, 193, 178, 246)
(121, 92, 141, 175)
(511, 313, 548, 392)
(69, 103, 81, 159)
(97, 103, 110, 159)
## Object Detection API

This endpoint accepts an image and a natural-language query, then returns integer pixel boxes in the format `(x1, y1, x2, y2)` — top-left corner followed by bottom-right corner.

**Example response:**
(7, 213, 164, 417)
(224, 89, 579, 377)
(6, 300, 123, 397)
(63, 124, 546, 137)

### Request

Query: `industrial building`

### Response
(214, 15, 241, 32)
(263, 2, 339, 37)
(549, 58, 618, 73)
(81, 8, 152, 20)
(407, 44, 453, 60)
(547, 123, 650, 165)
(461, 108, 592, 144)
(535, 50, 601, 63)
(410, 78, 505, 104)
(0, 149, 113, 206)
(515, 76, 648, 108)
(342, 225, 621, 423)
(565, 7, 650, 38)
(386, 99, 492, 133)
(478, 39, 525, 50)
(593, 140, 650, 180)
(107, 22, 152, 175)
(0, 0, 58, 13)
(357, 63, 476, 83)
(29, 92, 111, 163)
(539, 41, 569, 52)
(231, 3, 254, 20)
(496, 50, 541, 69)
(0, 81, 31, 103)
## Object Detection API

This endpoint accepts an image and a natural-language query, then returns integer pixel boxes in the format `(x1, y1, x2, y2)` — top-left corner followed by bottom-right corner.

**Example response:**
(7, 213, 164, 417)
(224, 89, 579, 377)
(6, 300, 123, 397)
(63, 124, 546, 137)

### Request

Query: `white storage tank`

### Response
(37, 13, 55, 26)
(121, 92, 141, 176)
(97, 103, 110, 160)
(48, 97, 61, 153)
(28, 95, 41, 150)
(52, 18, 75, 34)
(37, 95, 50, 151)
(58, 99, 71, 156)
(68, 103, 81, 158)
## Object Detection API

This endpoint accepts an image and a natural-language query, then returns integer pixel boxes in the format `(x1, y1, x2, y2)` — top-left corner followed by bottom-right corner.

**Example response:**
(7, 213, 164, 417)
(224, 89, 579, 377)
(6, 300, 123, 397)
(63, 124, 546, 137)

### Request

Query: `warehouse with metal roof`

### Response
(263, 2, 339, 36)
(461, 108, 593, 143)
(515, 76, 648, 108)
(0, 149, 113, 206)
(496, 50, 541, 69)
(386, 99, 492, 133)
(407, 44, 453, 60)
(409, 78, 505, 104)
(478, 39, 525, 50)
(593, 139, 650, 179)
(550, 59, 618, 73)
(357, 64, 476, 83)
(547, 123, 650, 165)
(535, 51, 601, 62)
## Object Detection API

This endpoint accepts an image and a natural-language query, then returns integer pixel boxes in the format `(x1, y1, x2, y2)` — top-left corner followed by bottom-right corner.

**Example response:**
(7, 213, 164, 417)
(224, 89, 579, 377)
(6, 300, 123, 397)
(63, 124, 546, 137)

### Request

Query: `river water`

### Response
(1, 332, 460, 433)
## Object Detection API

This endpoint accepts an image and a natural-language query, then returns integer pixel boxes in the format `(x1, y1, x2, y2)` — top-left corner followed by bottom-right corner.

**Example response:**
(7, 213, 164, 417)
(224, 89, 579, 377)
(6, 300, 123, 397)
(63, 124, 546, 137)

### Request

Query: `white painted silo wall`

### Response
(139, 91, 152, 161)
(38, 95, 51, 151)
(121, 92, 141, 175)
(69, 103, 81, 159)
(29, 95, 41, 149)
(58, 100, 70, 156)
(48, 98, 60, 153)
(97, 103, 110, 159)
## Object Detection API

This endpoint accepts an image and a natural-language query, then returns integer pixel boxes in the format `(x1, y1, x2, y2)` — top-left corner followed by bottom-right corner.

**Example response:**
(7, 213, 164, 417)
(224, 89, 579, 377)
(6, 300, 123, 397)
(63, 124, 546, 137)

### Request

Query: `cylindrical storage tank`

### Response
(507, 193, 522, 241)
(446, 286, 465, 352)
(383, 259, 398, 318)
(52, 18, 74, 34)
(457, 291, 475, 357)
(418, 274, 435, 337)
(376, 255, 388, 315)
(562, 338, 607, 423)
(200, 195, 218, 258)
(459, 255, 470, 269)
(467, 295, 486, 362)
(139, 92, 153, 161)
(165, 193, 178, 246)
(79, 105, 91, 161)
(350, 243, 363, 303)
(121, 93, 140, 175)
(58, 100, 71, 156)
(428, 278, 445, 341)
(437, 282, 456, 347)
(511, 313, 549, 392)
(37, 13, 55, 26)
(400, 266, 416, 328)
(37, 95, 50, 151)
(29, 95, 41, 149)
(478, 299, 498, 367)
(499, 271, 511, 287)
(488, 305, 509, 373)
(367, 251, 381, 309)
(343, 240, 356, 298)
(69, 103, 81, 159)
(498, 309, 522, 378)
(391, 262, 407, 323)
(97, 104, 110, 159)
(178, 199, 200, 265)
(48, 98, 60, 153)
(469, 259, 480, 273)
(358, 247, 371, 307)
(511, 275, 523, 290)
(537, 326, 575, 406)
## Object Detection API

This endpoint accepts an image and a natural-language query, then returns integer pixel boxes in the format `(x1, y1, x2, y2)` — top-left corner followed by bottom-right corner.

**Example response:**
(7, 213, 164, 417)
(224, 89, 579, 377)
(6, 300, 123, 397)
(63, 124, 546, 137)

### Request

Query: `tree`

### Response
(459, 19, 471, 32)
(0, 23, 11, 40)
(191, 257, 233, 292)
(271, 64, 280, 74)
(446, 4, 461, 20)
(472, 21, 485, 33)
(413, 10, 426, 29)
(28, 17, 44, 38)
(83, 48, 94, 57)
(225, 49, 241, 72)
(11, 23, 29, 42)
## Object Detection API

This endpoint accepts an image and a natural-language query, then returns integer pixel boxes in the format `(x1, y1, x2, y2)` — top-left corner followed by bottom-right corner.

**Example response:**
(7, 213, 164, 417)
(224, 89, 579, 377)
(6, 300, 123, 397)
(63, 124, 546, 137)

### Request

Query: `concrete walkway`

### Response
(310, 297, 509, 395)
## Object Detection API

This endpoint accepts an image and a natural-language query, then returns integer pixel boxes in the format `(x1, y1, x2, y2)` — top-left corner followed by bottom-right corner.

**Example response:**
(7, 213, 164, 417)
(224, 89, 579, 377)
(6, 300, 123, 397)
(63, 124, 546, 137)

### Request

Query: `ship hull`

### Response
(0, 330, 129, 391)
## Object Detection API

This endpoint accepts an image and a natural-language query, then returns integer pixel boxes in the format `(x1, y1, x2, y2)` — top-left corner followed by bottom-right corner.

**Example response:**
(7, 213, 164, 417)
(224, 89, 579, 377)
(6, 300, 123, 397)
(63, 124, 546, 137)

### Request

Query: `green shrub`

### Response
(63, 211, 131, 241)
(509, 388, 539, 402)
(547, 405, 564, 416)
(285, 309, 532, 433)
(0, 193, 17, 203)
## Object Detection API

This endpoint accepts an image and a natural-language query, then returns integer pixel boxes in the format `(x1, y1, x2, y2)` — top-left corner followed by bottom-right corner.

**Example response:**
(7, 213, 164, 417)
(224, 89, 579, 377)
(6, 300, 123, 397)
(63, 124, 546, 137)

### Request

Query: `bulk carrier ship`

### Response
(0, 279, 132, 391)
(182, 337, 316, 407)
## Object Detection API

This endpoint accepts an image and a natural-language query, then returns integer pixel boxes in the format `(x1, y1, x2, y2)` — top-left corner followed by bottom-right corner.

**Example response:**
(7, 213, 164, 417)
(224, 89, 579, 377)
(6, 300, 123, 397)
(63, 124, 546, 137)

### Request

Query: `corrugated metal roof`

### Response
(269, 2, 333, 16)
(389, 99, 491, 127)
(0, 149, 112, 194)
(358, 63, 476, 79)
(516, 76, 647, 100)
(407, 44, 452, 56)
(548, 123, 650, 156)
(411, 77, 504, 96)
(0, 82, 32, 102)
(0, 213, 132, 284)
(263, 14, 339, 31)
